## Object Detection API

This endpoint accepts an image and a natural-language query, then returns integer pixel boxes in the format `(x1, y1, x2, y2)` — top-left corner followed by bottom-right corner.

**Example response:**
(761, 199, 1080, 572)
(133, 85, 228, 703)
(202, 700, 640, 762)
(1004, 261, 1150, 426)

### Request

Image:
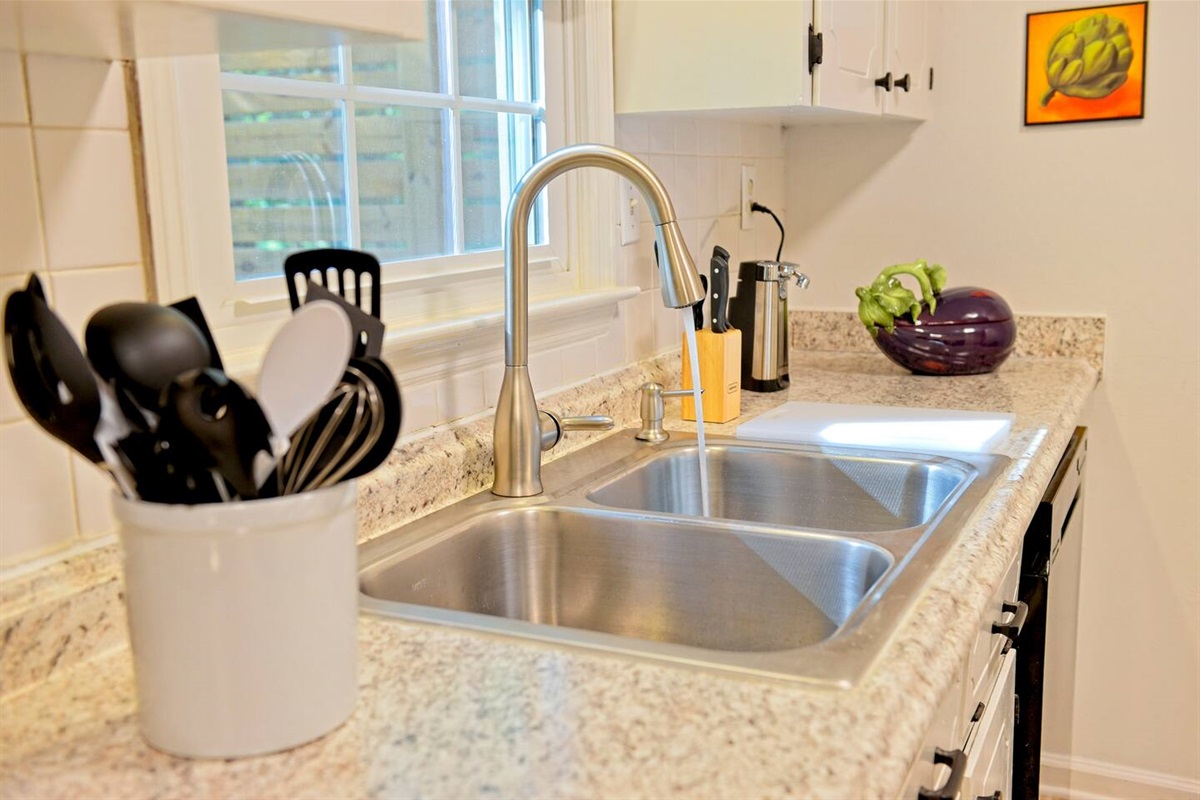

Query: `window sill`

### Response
(221, 285, 638, 386)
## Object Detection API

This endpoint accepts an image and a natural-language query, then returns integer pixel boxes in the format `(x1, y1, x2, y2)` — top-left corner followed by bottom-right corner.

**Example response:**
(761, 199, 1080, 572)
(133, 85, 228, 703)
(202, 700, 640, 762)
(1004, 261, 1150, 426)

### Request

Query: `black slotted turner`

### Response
(284, 249, 382, 319)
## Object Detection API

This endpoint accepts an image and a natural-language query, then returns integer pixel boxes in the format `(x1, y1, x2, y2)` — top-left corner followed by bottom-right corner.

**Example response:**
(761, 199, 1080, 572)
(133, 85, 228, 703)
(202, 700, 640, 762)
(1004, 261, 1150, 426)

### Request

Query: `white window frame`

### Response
(138, 0, 632, 384)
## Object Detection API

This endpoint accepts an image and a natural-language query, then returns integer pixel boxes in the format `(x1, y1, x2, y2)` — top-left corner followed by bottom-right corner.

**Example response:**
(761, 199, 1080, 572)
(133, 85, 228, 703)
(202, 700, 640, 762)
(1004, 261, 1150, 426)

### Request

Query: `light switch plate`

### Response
(740, 165, 756, 230)
(619, 179, 640, 245)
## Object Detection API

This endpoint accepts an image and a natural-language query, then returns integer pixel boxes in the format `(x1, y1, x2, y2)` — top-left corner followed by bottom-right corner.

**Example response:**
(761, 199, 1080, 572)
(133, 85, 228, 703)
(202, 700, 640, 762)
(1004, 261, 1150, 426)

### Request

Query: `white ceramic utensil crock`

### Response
(112, 480, 358, 758)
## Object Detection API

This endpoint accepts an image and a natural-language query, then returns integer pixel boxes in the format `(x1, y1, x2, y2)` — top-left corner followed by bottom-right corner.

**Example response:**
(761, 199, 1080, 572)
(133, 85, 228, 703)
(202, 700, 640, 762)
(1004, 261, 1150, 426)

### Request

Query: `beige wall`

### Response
(784, 0, 1199, 786)
(0, 54, 148, 570)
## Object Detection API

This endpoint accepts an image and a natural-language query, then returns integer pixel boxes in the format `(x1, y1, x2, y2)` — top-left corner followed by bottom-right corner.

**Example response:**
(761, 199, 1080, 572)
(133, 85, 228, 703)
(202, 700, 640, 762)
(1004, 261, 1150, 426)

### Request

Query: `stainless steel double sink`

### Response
(359, 433, 1009, 686)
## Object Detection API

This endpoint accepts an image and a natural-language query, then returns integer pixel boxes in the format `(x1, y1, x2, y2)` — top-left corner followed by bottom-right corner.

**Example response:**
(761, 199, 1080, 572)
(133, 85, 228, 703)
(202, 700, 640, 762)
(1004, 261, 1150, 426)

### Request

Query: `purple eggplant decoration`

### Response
(856, 261, 1017, 376)
(872, 287, 1017, 375)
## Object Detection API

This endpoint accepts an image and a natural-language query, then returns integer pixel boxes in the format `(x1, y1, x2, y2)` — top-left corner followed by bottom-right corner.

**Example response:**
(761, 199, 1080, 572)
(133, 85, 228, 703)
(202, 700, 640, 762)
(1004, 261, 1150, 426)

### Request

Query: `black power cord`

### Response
(751, 201, 785, 262)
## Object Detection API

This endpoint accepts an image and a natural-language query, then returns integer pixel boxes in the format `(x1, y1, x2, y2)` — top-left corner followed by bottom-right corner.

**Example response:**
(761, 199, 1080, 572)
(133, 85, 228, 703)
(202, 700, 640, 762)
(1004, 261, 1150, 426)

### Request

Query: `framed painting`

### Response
(1025, 2, 1148, 126)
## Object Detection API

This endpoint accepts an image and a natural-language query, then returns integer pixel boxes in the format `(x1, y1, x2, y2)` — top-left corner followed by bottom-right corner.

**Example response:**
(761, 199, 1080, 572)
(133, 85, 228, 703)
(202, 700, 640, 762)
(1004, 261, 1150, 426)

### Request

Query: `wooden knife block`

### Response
(681, 329, 742, 423)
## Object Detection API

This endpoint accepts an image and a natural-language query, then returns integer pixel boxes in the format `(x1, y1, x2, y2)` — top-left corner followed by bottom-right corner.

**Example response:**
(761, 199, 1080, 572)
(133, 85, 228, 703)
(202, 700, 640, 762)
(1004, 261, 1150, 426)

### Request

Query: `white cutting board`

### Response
(735, 401, 1014, 454)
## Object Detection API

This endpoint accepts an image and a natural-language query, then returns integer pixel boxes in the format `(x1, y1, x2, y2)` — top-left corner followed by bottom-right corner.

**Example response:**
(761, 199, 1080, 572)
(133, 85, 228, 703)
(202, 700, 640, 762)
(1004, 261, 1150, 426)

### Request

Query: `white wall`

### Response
(784, 0, 1199, 786)
(0, 54, 148, 569)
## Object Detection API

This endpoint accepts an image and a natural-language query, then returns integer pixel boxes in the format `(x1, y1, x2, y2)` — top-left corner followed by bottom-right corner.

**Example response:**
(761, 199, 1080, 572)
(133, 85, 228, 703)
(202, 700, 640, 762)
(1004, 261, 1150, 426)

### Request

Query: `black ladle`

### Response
(85, 302, 213, 417)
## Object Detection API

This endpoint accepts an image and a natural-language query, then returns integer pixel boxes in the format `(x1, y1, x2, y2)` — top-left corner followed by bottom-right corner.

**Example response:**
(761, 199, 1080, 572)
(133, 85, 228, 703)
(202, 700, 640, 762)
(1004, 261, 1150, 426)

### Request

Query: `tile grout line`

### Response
(19, 52, 84, 549)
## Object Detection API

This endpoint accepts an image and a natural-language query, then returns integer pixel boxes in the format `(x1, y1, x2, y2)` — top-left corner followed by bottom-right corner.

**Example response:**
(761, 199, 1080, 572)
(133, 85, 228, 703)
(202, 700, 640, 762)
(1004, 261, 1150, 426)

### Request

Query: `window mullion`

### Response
(338, 46, 362, 249)
(447, 110, 465, 255)
(441, 0, 464, 255)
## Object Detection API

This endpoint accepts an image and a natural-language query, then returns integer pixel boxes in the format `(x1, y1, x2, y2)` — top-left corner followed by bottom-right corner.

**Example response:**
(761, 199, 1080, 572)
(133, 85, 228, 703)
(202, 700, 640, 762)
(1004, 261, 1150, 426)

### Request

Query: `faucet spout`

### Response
(493, 144, 704, 497)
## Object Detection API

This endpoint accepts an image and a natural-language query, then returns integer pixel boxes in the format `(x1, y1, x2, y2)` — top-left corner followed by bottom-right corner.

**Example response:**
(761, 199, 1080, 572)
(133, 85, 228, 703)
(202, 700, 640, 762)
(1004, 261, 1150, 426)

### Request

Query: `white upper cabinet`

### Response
(613, 0, 935, 122)
(812, 0, 935, 120)
(883, 0, 935, 119)
(811, 0, 886, 115)
(0, 0, 426, 61)
(613, 0, 813, 115)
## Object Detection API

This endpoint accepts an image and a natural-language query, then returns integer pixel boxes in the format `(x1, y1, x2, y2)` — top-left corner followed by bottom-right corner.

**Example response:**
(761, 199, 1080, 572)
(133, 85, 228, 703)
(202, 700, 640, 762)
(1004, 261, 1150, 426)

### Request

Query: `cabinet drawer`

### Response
(965, 649, 1017, 800)
(900, 664, 965, 799)
(964, 550, 1020, 726)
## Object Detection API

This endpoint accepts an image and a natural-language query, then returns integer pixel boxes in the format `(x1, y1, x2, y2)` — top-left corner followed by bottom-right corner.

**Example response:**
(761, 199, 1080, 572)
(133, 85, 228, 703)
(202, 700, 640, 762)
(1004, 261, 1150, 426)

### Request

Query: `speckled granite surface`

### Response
(0, 351, 1098, 800)
(792, 310, 1106, 375)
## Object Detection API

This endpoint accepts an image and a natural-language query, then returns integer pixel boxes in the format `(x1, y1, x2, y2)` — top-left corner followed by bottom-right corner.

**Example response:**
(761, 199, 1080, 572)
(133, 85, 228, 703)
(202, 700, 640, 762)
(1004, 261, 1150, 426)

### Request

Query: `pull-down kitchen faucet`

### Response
(492, 144, 705, 497)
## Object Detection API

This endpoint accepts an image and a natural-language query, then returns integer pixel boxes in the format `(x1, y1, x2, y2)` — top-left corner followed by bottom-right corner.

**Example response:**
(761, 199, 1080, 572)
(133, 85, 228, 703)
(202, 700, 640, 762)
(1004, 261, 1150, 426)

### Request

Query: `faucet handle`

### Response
(539, 411, 614, 451)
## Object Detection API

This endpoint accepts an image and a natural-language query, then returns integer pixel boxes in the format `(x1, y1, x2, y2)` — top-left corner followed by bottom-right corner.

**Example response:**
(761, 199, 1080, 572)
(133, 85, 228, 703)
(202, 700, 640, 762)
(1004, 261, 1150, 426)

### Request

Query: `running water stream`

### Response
(682, 313, 711, 517)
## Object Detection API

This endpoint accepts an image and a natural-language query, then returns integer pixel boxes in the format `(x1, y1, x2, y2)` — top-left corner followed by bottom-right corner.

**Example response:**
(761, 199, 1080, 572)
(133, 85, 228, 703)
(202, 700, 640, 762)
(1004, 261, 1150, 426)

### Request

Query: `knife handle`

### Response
(692, 275, 707, 331)
(710, 246, 731, 333)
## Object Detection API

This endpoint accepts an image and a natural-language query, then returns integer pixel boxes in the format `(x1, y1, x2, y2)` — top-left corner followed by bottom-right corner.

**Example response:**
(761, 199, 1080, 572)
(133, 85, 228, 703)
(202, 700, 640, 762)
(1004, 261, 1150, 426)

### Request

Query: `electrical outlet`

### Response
(619, 180, 641, 245)
(740, 165, 756, 230)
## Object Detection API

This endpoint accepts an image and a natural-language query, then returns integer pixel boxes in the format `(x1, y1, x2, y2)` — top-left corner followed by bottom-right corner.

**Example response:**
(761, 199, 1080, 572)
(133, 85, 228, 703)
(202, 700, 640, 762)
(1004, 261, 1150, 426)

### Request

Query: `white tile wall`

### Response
(0, 55, 145, 570)
(0, 52, 27, 125)
(616, 117, 788, 357)
(25, 55, 128, 130)
(0, 422, 77, 566)
(35, 128, 141, 270)
(0, 127, 44, 275)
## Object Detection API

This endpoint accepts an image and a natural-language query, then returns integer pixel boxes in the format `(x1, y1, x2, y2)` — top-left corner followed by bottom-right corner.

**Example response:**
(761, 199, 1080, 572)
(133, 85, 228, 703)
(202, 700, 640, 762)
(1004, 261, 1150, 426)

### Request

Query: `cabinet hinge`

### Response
(808, 24, 824, 74)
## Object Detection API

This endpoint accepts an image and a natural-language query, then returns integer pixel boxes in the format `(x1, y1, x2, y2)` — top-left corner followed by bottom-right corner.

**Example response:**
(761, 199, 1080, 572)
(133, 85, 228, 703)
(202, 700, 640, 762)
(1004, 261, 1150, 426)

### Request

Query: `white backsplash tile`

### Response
(672, 155, 698, 220)
(0, 420, 77, 566)
(647, 117, 674, 155)
(0, 52, 27, 125)
(718, 121, 740, 157)
(595, 316, 627, 373)
(718, 157, 741, 217)
(697, 121, 721, 157)
(697, 157, 719, 219)
(70, 454, 116, 540)
(560, 340, 598, 386)
(673, 118, 698, 156)
(438, 369, 486, 422)
(0, 275, 27, 424)
(48, 265, 146, 343)
(624, 291, 654, 361)
(399, 381, 439, 437)
(652, 299, 685, 355)
(26, 55, 127, 130)
(0, 127, 45, 276)
(34, 128, 140, 270)
(528, 347, 564, 393)
(615, 115, 648, 154)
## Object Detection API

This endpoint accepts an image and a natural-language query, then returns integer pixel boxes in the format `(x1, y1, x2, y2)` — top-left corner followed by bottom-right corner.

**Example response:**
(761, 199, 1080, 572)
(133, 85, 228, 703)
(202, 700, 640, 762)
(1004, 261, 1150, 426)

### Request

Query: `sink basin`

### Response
(586, 444, 968, 532)
(360, 506, 892, 653)
(359, 432, 1009, 685)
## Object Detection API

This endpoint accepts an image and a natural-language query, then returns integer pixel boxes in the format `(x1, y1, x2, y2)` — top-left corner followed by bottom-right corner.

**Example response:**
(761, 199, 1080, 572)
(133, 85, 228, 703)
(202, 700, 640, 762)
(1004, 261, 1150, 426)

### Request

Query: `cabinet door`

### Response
(883, 0, 934, 119)
(813, 0, 886, 115)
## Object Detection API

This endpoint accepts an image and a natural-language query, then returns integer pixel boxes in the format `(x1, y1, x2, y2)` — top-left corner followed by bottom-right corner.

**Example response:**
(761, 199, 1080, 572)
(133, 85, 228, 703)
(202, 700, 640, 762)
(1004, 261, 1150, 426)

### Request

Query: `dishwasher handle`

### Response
(992, 600, 1029, 646)
(918, 747, 967, 800)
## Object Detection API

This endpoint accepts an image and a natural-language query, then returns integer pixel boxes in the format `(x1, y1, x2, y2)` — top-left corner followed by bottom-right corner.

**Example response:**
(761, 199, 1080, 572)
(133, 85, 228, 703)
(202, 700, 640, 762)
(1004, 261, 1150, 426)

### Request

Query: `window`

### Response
(217, 1, 549, 283)
(140, 0, 625, 379)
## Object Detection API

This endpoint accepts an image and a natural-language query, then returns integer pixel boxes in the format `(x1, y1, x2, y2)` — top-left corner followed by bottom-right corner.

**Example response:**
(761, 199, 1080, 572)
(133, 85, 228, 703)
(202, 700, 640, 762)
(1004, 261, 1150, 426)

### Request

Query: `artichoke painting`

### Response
(1025, 2, 1146, 126)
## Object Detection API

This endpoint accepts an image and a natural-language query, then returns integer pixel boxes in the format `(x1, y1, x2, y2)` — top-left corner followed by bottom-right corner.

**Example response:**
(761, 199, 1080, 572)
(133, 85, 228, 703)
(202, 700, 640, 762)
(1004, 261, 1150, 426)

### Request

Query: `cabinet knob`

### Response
(895, 73, 912, 92)
(874, 72, 893, 91)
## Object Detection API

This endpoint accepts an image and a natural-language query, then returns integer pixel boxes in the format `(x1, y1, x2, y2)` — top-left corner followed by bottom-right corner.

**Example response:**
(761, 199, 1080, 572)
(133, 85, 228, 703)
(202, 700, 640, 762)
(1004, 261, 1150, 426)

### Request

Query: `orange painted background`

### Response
(1025, 2, 1146, 125)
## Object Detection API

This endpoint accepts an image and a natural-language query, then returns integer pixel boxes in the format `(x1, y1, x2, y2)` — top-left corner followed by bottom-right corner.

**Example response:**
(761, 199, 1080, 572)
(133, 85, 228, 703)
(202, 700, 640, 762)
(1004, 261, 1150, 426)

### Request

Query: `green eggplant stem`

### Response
(855, 260, 947, 334)
(1040, 87, 1057, 107)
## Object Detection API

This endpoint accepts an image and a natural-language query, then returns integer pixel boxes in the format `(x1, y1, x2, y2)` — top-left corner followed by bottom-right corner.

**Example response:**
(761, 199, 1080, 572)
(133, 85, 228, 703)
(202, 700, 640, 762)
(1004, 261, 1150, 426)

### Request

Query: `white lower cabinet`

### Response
(902, 552, 1022, 800)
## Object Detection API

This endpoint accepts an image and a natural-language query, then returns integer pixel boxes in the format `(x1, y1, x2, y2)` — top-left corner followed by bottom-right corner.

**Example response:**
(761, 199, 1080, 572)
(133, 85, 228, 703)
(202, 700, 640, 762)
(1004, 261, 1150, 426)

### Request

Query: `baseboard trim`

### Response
(1042, 752, 1200, 799)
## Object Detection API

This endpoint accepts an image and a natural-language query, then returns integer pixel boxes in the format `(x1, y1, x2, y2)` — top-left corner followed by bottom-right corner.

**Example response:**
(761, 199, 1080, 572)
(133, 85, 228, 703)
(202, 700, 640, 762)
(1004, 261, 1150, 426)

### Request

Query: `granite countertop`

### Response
(0, 351, 1099, 800)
